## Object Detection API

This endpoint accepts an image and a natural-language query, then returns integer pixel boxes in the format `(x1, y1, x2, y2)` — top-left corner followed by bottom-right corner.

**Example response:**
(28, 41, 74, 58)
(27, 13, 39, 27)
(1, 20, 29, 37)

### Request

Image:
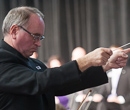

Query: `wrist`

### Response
(76, 55, 92, 72)
(102, 62, 111, 72)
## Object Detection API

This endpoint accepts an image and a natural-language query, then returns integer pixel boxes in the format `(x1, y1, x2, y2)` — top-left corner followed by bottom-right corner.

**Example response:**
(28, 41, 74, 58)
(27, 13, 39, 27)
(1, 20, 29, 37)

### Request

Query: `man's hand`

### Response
(76, 48, 112, 72)
(103, 48, 130, 71)
(87, 48, 112, 66)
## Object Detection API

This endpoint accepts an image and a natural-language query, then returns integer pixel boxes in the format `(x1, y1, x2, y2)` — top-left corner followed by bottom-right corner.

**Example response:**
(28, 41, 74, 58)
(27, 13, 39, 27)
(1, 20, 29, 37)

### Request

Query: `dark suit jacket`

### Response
(0, 40, 108, 110)
(117, 67, 130, 110)
(99, 67, 130, 110)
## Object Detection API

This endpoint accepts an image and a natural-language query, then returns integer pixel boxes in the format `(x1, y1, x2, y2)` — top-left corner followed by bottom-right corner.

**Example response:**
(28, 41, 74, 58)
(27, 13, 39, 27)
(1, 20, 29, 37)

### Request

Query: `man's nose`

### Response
(35, 40, 41, 47)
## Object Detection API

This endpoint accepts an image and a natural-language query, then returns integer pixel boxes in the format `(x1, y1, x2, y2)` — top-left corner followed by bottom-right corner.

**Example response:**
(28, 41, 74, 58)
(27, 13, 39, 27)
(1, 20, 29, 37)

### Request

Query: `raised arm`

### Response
(76, 47, 130, 72)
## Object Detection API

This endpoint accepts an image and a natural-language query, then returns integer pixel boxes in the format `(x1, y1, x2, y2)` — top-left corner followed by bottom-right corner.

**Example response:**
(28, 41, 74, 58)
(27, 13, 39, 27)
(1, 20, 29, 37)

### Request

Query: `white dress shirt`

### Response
(107, 68, 125, 104)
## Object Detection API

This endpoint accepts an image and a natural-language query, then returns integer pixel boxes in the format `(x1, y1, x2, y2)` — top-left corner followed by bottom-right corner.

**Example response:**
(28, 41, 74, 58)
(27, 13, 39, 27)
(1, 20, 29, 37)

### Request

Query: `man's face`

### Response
(13, 14, 45, 58)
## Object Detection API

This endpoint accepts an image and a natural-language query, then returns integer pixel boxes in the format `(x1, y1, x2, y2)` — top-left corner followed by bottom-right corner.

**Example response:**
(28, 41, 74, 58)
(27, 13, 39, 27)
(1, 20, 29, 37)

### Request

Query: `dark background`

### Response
(0, 0, 130, 63)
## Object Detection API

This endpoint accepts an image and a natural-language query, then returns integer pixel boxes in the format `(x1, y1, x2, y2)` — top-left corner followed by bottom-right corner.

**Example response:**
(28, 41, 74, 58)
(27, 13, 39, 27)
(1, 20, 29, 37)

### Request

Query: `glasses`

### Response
(18, 25, 45, 41)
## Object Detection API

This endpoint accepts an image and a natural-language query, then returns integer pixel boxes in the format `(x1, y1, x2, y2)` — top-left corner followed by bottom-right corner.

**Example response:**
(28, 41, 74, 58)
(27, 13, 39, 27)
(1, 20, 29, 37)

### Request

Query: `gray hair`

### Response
(2, 6, 44, 36)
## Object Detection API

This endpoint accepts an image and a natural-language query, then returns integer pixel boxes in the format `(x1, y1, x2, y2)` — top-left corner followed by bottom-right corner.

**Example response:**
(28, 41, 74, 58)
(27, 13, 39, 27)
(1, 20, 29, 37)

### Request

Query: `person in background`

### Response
(0, 6, 130, 110)
(47, 55, 64, 68)
(47, 55, 69, 109)
(71, 47, 87, 61)
(91, 45, 130, 110)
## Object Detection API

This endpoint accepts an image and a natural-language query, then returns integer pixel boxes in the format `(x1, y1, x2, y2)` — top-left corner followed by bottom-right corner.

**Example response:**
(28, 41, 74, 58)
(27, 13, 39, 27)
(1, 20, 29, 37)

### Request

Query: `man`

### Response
(0, 6, 129, 110)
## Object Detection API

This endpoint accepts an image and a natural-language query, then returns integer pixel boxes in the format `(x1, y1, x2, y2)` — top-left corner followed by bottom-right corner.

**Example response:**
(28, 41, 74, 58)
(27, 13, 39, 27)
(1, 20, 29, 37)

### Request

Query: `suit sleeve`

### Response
(0, 60, 108, 96)
(55, 61, 108, 95)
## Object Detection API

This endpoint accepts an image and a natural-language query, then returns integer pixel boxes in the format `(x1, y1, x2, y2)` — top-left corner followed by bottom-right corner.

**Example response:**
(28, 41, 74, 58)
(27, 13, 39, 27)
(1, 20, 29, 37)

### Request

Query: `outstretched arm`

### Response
(76, 47, 130, 72)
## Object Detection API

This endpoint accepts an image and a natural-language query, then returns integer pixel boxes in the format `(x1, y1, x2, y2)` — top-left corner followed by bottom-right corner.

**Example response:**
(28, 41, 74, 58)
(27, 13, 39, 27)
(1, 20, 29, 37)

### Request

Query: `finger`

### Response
(102, 57, 109, 65)
(116, 59, 127, 63)
(123, 48, 130, 54)
(103, 52, 111, 59)
(101, 48, 113, 64)
(117, 52, 128, 58)
(102, 48, 113, 56)
(116, 62, 126, 67)
(117, 57, 128, 61)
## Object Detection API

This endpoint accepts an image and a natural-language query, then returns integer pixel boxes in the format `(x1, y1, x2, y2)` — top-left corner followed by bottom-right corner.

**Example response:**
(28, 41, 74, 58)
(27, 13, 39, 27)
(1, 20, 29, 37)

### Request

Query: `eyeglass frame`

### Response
(18, 25, 45, 41)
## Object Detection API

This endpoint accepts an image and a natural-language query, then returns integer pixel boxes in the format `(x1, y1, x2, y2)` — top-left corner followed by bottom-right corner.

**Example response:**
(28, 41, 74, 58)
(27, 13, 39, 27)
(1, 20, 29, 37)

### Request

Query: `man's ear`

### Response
(10, 25, 19, 39)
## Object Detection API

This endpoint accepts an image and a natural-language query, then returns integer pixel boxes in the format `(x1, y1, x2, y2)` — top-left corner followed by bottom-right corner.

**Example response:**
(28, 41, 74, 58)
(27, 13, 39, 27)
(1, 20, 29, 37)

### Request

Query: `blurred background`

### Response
(0, 0, 130, 63)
